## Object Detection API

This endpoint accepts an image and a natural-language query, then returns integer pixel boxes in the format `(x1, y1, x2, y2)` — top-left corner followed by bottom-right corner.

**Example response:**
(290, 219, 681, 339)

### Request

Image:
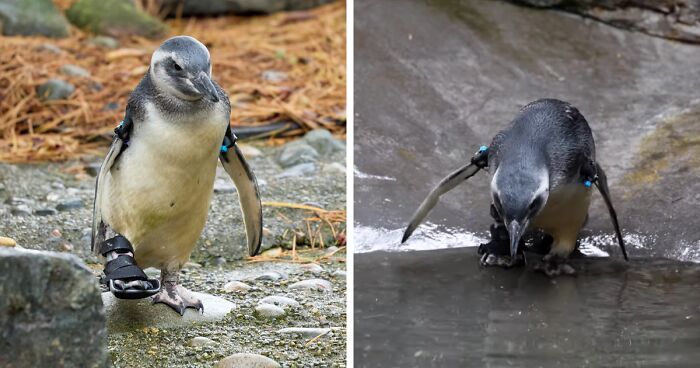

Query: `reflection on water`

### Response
(355, 247, 700, 367)
(354, 223, 486, 253)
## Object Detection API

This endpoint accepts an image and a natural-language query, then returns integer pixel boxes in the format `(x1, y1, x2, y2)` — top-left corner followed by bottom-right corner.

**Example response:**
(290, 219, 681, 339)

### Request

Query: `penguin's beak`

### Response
(193, 72, 219, 103)
(507, 220, 526, 263)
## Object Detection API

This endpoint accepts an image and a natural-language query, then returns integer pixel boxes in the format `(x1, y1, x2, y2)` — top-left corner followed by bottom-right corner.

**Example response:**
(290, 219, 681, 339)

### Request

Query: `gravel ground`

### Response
(0, 137, 347, 367)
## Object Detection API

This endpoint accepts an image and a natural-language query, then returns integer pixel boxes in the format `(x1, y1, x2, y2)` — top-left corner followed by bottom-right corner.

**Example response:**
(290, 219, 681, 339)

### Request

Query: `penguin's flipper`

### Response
(593, 163, 628, 261)
(219, 126, 263, 257)
(91, 116, 133, 253)
(401, 162, 483, 243)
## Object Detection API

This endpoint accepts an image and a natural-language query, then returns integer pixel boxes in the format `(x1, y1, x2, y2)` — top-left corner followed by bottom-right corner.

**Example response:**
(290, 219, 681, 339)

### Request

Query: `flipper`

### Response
(593, 163, 628, 261)
(219, 125, 263, 256)
(99, 235, 160, 299)
(91, 117, 133, 253)
(401, 147, 489, 243)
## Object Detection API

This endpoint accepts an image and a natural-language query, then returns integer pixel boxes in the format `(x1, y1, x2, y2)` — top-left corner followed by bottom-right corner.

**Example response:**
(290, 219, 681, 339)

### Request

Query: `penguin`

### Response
(401, 99, 627, 276)
(91, 36, 263, 314)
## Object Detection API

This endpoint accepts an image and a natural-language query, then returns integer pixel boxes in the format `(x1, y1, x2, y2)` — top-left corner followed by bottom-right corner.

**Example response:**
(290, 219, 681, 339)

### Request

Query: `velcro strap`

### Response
(105, 266, 148, 282)
(104, 255, 138, 274)
(99, 235, 134, 256)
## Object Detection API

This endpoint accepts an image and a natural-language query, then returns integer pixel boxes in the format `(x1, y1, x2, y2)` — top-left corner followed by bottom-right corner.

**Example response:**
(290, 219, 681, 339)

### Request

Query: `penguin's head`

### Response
(150, 35, 219, 103)
(491, 165, 549, 261)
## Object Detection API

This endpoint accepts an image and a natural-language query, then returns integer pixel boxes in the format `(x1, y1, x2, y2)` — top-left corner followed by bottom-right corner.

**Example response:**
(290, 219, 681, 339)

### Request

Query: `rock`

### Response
(259, 295, 300, 309)
(214, 178, 236, 193)
(300, 263, 324, 274)
(322, 162, 346, 175)
(45, 192, 61, 202)
(276, 163, 316, 178)
(103, 102, 119, 111)
(288, 278, 332, 292)
(214, 353, 280, 368)
(276, 141, 318, 168)
(303, 129, 344, 156)
(5, 196, 32, 206)
(255, 271, 287, 281)
(34, 43, 62, 53)
(36, 79, 75, 101)
(88, 36, 119, 49)
(0, 248, 106, 367)
(34, 207, 57, 216)
(85, 162, 102, 176)
(254, 303, 286, 319)
(223, 280, 251, 293)
(102, 291, 235, 333)
(160, 0, 332, 16)
(262, 70, 287, 82)
(59, 64, 91, 77)
(331, 270, 346, 279)
(325, 245, 339, 255)
(261, 247, 283, 258)
(277, 327, 331, 338)
(512, 0, 700, 44)
(66, 0, 167, 39)
(56, 197, 83, 211)
(188, 336, 215, 347)
(239, 144, 263, 157)
(0, 237, 16, 247)
(0, 0, 70, 37)
(11, 204, 31, 216)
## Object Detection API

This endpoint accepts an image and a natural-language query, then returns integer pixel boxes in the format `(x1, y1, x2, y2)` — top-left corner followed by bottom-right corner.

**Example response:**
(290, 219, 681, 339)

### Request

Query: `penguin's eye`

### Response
(529, 196, 543, 212)
(173, 62, 183, 71)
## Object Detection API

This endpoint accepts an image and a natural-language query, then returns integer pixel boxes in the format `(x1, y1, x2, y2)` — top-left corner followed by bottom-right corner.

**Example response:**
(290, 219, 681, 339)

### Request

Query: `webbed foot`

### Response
(152, 271, 203, 315)
(533, 254, 576, 277)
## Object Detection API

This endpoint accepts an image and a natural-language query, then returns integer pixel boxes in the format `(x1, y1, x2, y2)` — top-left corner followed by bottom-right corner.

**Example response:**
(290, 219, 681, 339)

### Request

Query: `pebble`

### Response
(276, 141, 318, 168)
(261, 70, 287, 82)
(223, 281, 251, 293)
(0, 237, 16, 247)
(11, 205, 32, 216)
(238, 145, 263, 157)
(255, 271, 287, 281)
(259, 295, 300, 309)
(213, 178, 236, 193)
(322, 162, 346, 175)
(36, 79, 75, 101)
(34, 44, 62, 54)
(85, 163, 102, 177)
(276, 163, 316, 179)
(187, 336, 215, 347)
(303, 129, 344, 155)
(261, 247, 283, 258)
(325, 246, 339, 255)
(331, 270, 346, 279)
(103, 102, 119, 111)
(215, 353, 280, 368)
(34, 208, 58, 216)
(288, 279, 332, 292)
(300, 263, 324, 275)
(56, 198, 83, 211)
(59, 64, 91, 77)
(254, 304, 286, 319)
(276, 327, 331, 338)
(89, 36, 119, 49)
(45, 192, 61, 202)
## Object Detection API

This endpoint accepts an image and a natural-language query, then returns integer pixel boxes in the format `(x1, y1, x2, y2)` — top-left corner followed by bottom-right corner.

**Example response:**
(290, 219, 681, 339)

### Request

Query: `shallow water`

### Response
(355, 248, 700, 367)
(354, 0, 700, 260)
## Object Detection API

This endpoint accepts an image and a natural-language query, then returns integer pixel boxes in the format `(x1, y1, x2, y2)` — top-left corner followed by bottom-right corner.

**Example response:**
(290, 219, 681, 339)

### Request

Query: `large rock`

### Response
(65, 0, 167, 39)
(0, 248, 106, 368)
(0, 0, 70, 37)
(511, 0, 700, 43)
(102, 291, 235, 333)
(159, 0, 333, 16)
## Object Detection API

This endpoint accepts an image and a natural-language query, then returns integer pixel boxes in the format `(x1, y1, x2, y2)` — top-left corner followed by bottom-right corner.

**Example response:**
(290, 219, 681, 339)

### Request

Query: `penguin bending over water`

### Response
(402, 99, 627, 276)
(92, 36, 263, 314)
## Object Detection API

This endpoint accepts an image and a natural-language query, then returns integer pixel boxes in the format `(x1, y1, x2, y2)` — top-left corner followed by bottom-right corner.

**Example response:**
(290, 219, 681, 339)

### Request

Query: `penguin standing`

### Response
(92, 36, 263, 314)
(402, 99, 627, 276)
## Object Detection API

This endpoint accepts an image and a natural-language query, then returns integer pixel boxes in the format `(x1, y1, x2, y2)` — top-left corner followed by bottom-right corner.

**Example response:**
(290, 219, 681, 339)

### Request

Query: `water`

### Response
(353, 0, 700, 366)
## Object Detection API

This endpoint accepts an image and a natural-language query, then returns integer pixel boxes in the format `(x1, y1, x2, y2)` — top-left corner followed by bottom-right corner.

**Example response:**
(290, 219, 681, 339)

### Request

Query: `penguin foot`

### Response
(479, 253, 524, 268)
(152, 271, 203, 316)
(533, 254, 576, 277)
